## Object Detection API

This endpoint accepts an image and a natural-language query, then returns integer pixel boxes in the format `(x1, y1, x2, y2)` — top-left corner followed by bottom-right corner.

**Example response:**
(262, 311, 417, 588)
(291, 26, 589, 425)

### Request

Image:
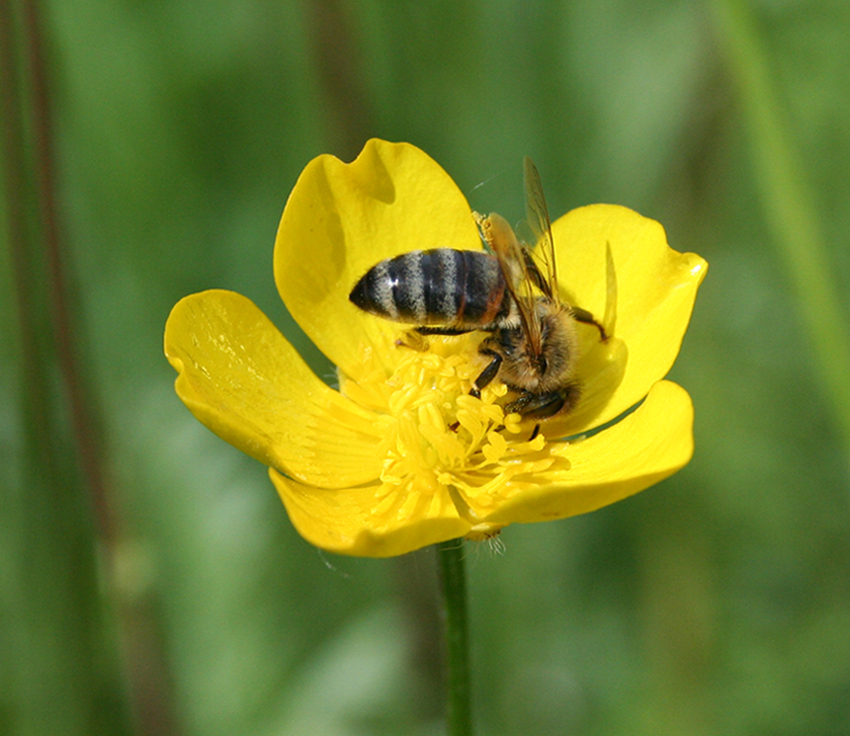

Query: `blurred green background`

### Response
(3, 0, 850, 734)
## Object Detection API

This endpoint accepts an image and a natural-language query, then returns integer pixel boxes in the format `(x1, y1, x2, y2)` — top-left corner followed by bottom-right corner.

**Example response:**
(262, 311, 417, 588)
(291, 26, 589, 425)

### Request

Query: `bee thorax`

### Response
(483, 304, 578, 394)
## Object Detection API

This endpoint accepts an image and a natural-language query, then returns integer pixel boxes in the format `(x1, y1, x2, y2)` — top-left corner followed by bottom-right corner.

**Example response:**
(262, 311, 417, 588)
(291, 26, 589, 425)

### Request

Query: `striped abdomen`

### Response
(349, 248, 511, 329)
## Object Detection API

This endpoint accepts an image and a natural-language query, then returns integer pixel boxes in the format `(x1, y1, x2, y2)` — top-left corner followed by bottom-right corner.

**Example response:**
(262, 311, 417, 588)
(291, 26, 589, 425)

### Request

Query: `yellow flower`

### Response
(164, 139, 707, 557)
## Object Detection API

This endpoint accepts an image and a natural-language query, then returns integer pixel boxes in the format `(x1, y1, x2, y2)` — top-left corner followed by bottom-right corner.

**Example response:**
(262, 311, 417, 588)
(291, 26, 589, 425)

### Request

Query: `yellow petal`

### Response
(546, 204, 706, 436)
(270, 471, 472, 557)
(274, 139, 481, 382)
(478, 380, 694, 524)
(164, 289, 385, 487)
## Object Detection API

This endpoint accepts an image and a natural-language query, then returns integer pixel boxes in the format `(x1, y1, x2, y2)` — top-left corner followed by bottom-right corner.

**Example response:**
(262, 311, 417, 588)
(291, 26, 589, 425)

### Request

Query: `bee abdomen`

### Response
(349, 248, 508, 327)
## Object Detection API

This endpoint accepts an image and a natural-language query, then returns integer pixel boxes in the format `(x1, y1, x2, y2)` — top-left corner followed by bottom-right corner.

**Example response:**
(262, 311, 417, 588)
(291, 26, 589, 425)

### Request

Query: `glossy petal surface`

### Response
(270, 472, 471, 557)
(545, 205, 707, 437)
(164, 290, 384, 487)
(472, 380, 694, 524)
(274, 139, 481, 382)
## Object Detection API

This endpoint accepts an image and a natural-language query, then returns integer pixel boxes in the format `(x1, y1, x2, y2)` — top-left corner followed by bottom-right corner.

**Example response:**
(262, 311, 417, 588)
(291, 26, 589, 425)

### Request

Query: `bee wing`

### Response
(476, 211, 544, 356)
(522, 157, 559, 304)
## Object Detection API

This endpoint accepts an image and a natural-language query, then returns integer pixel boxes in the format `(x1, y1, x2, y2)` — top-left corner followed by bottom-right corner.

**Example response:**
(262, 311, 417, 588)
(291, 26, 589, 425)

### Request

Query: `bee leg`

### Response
(503, 391, 534, 416)
(471, 350, 502, 399)
(571, 306, 608, 341)
(506, 384, 580, 420)
(401, 325, 474, 350)
(506, 392, 562, 419)
(415, 326, 474, 336)
(396, 330, 429, 351)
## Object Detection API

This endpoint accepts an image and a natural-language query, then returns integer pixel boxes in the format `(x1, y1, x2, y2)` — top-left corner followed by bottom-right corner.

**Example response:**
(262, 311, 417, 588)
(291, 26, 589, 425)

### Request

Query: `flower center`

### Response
(340, 335, 566, 537)
(378, 348, 513, 483)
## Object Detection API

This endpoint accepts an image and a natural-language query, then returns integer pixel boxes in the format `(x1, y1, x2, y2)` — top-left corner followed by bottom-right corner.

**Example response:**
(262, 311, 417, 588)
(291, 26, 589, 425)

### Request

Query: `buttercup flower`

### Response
(165, 139, 707, 557)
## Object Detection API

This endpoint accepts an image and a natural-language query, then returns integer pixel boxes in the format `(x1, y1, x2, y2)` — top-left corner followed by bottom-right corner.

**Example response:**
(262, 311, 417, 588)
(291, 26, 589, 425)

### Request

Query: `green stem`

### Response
(437, 540, 473, 736)
(712, 0, 850, 463)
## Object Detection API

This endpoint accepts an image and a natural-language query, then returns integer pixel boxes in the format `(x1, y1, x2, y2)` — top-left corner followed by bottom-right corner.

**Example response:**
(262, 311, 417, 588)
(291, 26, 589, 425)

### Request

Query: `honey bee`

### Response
(349, 158, 607, 420)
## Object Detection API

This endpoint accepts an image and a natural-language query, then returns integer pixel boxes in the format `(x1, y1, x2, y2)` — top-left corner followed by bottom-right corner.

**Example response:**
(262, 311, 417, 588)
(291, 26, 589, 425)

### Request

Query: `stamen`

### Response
(342, 337, 566, 533)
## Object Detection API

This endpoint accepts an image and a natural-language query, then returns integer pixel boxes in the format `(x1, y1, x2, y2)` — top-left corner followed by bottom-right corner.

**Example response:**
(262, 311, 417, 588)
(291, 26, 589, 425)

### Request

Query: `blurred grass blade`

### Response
(0, 1, 146, 734)
(711, 0, 850, 460)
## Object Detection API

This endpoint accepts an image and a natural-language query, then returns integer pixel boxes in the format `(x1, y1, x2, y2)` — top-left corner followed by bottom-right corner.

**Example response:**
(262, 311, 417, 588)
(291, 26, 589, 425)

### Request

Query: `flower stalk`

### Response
(437, 540, 473, 736)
